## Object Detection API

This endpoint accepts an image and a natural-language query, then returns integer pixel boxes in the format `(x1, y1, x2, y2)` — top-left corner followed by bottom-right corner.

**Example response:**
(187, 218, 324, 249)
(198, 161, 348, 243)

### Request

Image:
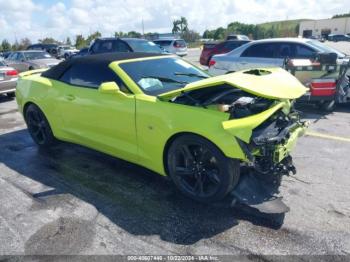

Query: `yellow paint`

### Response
(306, 131, 350, 143)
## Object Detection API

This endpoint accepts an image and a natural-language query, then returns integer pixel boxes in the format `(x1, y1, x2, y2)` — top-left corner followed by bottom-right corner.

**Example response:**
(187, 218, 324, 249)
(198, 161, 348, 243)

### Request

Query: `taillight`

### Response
(6, 70, 18, 76)
(310, 79, 336, 96)
(208, 60, 216, 67)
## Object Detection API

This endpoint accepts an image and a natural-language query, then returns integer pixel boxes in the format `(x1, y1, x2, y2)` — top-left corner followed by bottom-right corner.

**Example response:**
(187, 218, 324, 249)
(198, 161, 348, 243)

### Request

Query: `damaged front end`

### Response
(236, 108, 308, 175)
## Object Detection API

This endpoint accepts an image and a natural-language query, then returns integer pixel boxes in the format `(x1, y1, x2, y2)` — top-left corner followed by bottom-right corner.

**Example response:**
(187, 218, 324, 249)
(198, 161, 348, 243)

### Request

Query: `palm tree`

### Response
(172, 20, 180, 34)
(172, 17, 189, 35)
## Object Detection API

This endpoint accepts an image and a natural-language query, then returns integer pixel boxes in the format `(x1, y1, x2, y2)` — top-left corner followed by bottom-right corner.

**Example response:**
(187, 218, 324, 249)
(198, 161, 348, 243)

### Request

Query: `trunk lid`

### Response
(158, 67, 307, 100)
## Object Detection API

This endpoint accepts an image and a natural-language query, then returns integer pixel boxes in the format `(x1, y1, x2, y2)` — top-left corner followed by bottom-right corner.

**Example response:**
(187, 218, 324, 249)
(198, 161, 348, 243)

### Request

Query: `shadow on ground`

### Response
(0, 129, 285, 245)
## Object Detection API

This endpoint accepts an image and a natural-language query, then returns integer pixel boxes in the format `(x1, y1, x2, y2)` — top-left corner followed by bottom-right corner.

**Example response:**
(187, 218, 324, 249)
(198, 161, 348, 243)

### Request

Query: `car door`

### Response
(15, 52, 30, 72)
(6, 52, 26, 72)
(57, 62, 138, 162)
(235, 42, 283, 70)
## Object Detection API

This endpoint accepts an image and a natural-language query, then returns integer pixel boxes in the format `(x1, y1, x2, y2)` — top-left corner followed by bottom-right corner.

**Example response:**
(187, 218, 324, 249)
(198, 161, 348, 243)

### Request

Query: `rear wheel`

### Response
(25, 104, 56, 147)
(317, 100, 335, 112)
(167, 134, 240, 203)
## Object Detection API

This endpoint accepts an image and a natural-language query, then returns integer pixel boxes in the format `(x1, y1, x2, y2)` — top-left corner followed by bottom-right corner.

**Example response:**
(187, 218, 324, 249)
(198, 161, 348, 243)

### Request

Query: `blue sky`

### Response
(0, 0, 348, 43)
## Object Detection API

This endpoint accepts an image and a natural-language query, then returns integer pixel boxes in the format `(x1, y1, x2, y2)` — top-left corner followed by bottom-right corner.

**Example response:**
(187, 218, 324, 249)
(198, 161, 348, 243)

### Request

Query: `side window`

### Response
(275, 43, 294, 58)
(12, 53, 19, 60)
(294, 44, 316, 58)
(224, 42, 239, 50)
(59, 64, 130, 93)
(241, 43, 275, 58)
(17, 53, 25, 61)
(114, 41, 131, 52)
(8, 53, 16, 60)
(92, 40, 115, 53)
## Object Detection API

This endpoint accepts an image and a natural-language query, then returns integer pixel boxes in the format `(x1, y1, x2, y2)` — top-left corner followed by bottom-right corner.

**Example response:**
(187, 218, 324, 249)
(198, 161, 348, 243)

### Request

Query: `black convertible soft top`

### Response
(42, 52, 167, 80)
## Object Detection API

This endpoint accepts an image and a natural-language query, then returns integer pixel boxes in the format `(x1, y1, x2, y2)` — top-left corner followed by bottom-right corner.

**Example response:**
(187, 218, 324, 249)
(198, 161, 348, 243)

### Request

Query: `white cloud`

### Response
(0, 0, 349, 43)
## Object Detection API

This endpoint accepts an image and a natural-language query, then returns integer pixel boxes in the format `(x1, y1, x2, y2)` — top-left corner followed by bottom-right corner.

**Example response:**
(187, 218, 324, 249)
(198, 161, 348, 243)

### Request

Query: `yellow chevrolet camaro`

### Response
(16, 53, 308, 203)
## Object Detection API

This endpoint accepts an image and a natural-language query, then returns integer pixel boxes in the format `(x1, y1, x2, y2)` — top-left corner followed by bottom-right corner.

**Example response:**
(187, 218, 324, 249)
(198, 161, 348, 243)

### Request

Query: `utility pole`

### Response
(142, 18, 145, 38)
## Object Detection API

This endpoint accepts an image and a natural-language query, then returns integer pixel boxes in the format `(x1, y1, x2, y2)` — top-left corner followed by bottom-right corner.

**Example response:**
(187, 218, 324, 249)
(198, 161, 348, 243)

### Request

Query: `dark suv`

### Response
(89, 38, 163, 54)
(27, 44, 59, 57)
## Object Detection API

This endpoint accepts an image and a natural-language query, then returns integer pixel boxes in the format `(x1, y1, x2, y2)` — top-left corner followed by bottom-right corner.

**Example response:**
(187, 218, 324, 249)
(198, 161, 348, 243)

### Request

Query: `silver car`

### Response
(208, 38, 347, 75)
(0, 60, 18, 97)
(57, 45, 79, 59)
(153, 38, 188, 56)
(5, 51, 60, 72)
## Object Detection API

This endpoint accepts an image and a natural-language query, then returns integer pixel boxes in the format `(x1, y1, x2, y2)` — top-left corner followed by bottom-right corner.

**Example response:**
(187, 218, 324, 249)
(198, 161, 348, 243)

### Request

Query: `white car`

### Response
(153, 39, 188, 56)
(208, 38, 347, 76)
(57, 45, 79, 59)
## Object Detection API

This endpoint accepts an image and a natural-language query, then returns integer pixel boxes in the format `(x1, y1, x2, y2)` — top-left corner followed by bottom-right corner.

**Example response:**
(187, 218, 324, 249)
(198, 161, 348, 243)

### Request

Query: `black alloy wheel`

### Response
(25, 104, 56, 147)
(167, 134, 240, 203)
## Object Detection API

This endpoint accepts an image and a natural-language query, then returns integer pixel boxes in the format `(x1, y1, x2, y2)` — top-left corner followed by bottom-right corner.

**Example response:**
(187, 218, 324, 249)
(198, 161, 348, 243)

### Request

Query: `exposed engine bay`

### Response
(171, 84, 274, 119)
(170, 84, 307, 174)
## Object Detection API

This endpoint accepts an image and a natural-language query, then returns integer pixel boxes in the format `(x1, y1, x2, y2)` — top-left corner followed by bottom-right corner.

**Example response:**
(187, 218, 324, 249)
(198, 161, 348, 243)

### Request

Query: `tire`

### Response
(317, 100, 335, 112)
(25, 104, 56, 147)
(6, 92, 15, 98)
(167, 134, 240, 203)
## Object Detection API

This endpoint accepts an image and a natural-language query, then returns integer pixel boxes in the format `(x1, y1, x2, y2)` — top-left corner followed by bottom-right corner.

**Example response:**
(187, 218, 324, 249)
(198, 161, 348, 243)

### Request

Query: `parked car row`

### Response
(0, 37, 189, 97)
(204, 37, 349, 110)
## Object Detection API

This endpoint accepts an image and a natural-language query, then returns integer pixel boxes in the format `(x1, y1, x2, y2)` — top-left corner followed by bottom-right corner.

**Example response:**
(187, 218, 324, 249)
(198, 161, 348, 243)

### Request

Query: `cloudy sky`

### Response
(0, 0, 348, 43)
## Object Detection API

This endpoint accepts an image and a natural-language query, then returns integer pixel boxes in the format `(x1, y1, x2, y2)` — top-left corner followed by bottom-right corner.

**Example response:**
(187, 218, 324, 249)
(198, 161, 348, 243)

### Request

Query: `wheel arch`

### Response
(162, 131, 228, 176)
(22, 101, 55, 130)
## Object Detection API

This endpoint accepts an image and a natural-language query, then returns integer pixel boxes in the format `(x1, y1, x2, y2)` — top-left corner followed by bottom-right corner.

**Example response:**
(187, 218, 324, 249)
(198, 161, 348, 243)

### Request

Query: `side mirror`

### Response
(98, 82, 127, 97)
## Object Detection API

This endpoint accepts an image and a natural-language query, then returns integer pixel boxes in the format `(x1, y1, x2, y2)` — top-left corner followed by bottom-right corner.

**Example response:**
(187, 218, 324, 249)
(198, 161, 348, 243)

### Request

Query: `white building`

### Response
(299, 17, 350, 38)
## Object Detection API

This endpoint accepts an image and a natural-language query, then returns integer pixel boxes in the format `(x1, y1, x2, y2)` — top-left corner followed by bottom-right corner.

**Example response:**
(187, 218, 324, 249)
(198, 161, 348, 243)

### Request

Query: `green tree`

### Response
(1, 39, 12, 51)
(66, 37, 72, 46)
(115, 31, 127, 37)
(213, 27, 225, 40)
(202, 30, 215, 39)
(332, 12, 350, 18)
(86, 31, 101, 45)
(172, 16, 188, 35)
(182, 30, 200, 42)
(75, 34, 86, 49)
(11, 40, 20, 51)
(127, 31, 142, 38)
(39, 37, 58, 44)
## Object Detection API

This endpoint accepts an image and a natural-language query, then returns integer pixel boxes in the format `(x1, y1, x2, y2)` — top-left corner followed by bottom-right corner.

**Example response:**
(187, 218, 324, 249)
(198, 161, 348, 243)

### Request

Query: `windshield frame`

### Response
(116, 56, 210, 96)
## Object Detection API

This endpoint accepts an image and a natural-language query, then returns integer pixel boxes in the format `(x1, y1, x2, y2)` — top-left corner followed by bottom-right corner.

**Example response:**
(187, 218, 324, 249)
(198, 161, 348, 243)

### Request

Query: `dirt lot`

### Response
(1, 44, 350, 259)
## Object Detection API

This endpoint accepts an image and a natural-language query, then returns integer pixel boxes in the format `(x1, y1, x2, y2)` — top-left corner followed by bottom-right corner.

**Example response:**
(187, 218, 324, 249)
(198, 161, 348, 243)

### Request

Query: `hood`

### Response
(30, 59, 60, 67)
(158, 67, 307, 100)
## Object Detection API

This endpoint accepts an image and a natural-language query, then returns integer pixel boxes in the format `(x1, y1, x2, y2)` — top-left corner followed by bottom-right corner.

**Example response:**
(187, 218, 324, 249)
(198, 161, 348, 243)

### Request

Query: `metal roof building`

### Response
(299, 17, 350, 38)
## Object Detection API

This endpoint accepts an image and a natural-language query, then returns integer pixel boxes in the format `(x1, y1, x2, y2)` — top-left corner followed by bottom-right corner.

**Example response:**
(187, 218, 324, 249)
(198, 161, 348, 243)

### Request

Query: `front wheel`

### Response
(167, 134, 240, 203)
(25, 104, 56, 147)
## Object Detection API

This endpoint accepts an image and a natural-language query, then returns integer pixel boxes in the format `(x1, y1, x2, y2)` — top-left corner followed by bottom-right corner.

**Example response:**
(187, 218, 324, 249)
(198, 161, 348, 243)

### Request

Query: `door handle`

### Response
(64, 94, 75, 101)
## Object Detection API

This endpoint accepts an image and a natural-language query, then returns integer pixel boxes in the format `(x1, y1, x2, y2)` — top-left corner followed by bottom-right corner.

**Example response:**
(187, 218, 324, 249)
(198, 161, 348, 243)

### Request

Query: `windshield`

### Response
(126, 40, 163, 53)
(120, 57, 210, 95)
(24, 52, 52, 60)
(154, 40, 172, 47)
(306, 40, 346, 56)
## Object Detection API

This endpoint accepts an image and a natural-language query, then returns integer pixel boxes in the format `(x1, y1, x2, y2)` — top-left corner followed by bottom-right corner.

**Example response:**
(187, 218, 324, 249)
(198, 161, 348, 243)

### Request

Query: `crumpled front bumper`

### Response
(272, 123, 307, 163)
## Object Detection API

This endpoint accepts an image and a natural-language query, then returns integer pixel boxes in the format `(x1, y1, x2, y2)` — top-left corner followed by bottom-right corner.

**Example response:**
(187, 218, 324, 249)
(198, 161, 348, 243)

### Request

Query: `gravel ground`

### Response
(0, 45, 350, 259)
